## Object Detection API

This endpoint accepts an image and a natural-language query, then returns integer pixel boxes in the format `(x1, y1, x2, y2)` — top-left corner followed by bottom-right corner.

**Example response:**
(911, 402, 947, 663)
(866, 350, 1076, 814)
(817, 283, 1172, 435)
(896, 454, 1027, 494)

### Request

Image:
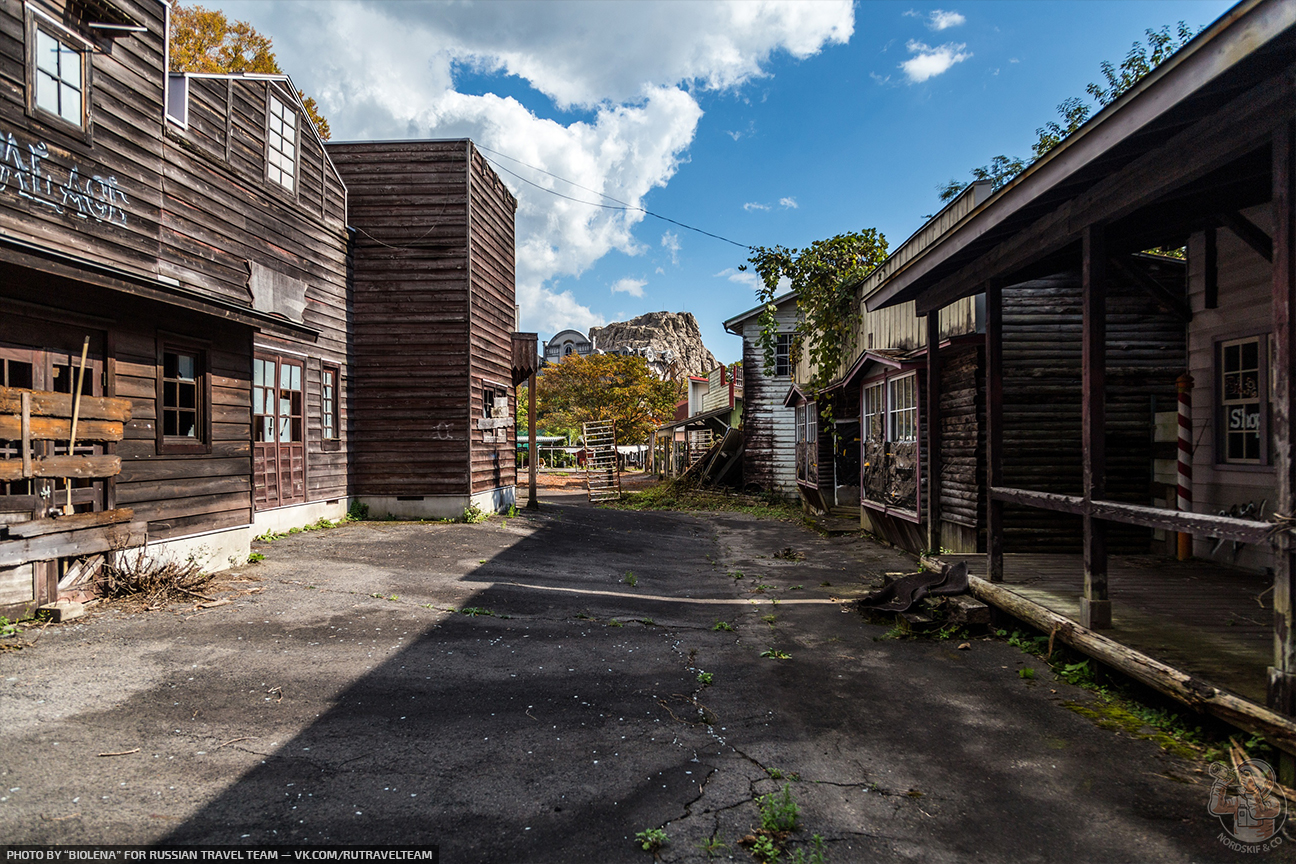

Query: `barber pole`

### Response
(1176, 373, 1193, 560)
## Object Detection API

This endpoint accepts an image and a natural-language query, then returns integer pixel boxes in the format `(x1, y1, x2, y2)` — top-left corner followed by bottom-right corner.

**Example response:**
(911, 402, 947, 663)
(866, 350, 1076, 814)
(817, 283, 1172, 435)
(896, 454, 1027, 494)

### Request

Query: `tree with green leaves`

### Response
(169, 3, 331, 140)
(938, 22, 1199, 203)
(741, 229, 889, 398)
(535, 353, 681, 446)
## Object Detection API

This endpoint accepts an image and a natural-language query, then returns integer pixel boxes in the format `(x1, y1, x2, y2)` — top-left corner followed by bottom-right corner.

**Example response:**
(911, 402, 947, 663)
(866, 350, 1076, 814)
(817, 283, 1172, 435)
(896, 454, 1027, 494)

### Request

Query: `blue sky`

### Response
(214, 0, 1233, 364)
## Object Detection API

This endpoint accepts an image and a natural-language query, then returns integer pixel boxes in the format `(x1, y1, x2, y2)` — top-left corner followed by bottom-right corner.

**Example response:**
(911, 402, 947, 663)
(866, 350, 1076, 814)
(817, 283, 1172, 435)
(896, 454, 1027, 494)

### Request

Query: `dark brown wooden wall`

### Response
(939, 344, 984, 532)
(467, 144, 518, 495)
(328, 140, 473, 497)
(1001, 270, 1186, 552)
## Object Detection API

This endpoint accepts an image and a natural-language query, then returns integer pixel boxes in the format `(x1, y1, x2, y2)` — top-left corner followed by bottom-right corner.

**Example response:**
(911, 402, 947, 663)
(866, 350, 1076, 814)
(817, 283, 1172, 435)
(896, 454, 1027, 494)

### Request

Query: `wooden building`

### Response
(326, 140, 525, 519)
(723, 292, 797, 498)
(865, 0, 1296, 765)
(0, 0, 353, 618)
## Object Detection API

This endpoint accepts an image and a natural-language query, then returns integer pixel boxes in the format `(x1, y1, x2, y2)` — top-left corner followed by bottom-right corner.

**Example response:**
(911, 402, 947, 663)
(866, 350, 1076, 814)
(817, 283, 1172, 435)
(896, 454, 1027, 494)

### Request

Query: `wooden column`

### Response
(926, 312, 942, 553)
(1270, 118, 1296, 733)
(1081, 224, 1111, 629)
(526, 371, 538, 509)
(985, 281, 1004, 583)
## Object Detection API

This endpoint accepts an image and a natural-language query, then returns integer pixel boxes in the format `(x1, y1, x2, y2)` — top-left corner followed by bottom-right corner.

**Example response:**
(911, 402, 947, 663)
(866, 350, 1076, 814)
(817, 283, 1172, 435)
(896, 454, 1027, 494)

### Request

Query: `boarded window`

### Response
(266, 93, 297, 192)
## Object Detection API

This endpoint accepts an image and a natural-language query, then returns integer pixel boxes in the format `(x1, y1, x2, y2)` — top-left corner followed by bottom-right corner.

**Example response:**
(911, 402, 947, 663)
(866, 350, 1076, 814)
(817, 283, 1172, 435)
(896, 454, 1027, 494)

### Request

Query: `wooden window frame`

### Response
(264, 85, 300, 198)
(773, 333, 792, 378)
(859, 369, 922, 523)
(155, 338, 211, 456)
(320, 363, 340, 451)
(24, 8, 93, 142)
(1215, 333, 1270, 468)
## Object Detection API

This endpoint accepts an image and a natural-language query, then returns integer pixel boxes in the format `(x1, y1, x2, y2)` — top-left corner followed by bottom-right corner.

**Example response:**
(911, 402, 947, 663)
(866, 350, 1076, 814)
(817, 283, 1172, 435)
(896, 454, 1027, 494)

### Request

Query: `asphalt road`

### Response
(0, 493, 1263, 862)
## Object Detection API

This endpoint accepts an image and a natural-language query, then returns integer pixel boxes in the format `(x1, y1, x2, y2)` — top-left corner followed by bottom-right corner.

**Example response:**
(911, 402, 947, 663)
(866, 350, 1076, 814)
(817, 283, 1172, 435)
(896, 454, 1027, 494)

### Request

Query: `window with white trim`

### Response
(862, 382, 884, 443)
(32, 26, 84, 129)
(888, 374, 917, 443)
(266, 93, 297, 191)
(773, 334, 792, 378)
(1219, 335, 1266, 465)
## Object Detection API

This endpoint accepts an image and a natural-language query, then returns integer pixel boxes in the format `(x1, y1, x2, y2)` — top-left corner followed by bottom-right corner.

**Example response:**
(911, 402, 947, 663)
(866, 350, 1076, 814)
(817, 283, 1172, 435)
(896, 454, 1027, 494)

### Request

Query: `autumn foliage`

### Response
(535, 354, 681, 446)
(168, 3, 331, 140)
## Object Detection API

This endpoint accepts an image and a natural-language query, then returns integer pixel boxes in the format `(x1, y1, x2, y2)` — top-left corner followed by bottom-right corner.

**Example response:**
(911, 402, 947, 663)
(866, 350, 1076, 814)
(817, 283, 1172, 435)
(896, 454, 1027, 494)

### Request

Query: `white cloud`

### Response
(661, 230, 681, 265)
(869, 72, 892, 85)
(611, 277, 647, 297)
(216, 0, 854, 331)
(715, 267, 764, 291)
(901, 40, 971, 83)
(744, 202, 771, 212)
(779, 197, 798, 209)
(928, 10, 966, 30)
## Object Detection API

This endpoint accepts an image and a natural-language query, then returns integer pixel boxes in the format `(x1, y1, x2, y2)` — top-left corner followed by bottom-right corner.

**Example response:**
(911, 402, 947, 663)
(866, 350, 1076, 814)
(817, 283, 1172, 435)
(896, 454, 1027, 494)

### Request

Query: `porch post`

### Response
(1081, 224, 1111, 629)
(527, 370, 538, 510)
(1269, 118, 1296, 739)
(985, 281, 1004, 583)
(926, 312, 942, 553)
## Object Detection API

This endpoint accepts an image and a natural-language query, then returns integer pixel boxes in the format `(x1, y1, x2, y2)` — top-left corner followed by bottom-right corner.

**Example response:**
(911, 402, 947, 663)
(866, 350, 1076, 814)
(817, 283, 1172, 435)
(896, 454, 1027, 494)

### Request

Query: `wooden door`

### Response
(253, 355, 305, 509)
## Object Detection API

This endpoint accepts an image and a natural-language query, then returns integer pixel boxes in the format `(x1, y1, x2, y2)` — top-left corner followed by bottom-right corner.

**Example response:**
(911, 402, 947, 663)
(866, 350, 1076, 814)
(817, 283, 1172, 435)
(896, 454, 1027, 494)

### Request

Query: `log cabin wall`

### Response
(938, 344, 984, 552)
(1186, 204, 1276, 572)
(1000, 268, 1185, 553)
(466, 144, 518, 505)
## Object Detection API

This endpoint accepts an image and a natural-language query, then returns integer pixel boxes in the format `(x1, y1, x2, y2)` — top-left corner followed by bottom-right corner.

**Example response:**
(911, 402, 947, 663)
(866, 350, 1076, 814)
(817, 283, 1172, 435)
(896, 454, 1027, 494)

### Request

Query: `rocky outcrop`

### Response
(589, 311, 717, 379)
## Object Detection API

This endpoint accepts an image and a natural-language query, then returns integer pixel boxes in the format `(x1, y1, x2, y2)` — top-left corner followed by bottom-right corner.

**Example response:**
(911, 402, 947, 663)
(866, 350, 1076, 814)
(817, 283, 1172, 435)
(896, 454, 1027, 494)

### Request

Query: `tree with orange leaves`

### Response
(168, 3, 330, 140)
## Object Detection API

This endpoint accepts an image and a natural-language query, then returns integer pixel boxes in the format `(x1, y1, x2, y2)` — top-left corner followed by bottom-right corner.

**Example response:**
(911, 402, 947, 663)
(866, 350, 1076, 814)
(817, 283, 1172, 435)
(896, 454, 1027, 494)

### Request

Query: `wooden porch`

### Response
(944, 552, 1270, 702)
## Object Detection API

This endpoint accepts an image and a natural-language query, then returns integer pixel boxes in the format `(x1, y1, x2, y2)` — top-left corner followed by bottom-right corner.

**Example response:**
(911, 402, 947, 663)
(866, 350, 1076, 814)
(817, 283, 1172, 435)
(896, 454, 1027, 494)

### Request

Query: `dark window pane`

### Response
(1242, 340, 1259, 370)
(1224, 344, 1240, 373)
(164, 380, 177, 406)
(178, 382, 196, 409)
(176, 410, 196, 438)
(164, 411, 177, 436)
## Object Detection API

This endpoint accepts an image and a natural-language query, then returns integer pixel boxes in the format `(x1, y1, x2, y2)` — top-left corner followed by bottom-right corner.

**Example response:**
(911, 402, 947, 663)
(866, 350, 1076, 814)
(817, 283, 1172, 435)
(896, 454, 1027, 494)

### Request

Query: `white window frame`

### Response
(888, 373, 918, 443)
(1218, 334, 1267, 466)
(773, 333, 792, 378)
(266, 90, 299, 193)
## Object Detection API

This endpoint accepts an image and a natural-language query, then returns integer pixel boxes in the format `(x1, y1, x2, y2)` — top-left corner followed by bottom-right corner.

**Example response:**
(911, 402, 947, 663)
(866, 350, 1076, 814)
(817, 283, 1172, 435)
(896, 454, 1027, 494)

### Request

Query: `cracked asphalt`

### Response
(0, 492, 1258, 862)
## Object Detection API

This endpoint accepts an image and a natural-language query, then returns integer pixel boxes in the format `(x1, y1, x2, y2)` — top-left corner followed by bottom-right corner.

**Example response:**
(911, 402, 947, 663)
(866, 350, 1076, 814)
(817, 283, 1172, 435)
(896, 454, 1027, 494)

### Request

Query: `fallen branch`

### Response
(97, 747, 139, 757)
(215, 736, 258, 749)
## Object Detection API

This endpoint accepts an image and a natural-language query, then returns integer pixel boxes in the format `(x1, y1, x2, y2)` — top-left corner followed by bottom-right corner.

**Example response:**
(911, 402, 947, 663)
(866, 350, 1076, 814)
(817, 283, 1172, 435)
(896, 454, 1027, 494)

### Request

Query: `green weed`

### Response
(713, 620, 735, 632)
(788, 835, 827, 864)
(635, 828, 667, 853)
(461, 503, 489, 524)
(1018, 667, 1036, 680)
(641, 617, 655, 626)
(759, 784, 801, 833)
(247, 552, 265, 563)
(750, 836, 780, 862)
(348, 501, 370, 521)
(760, 649, 791, 660)
(460, 607, 494, 617)
(624, 571, 638, 587)
(730, 571, 744, 580)
(0, 617, 17, 638)
(609, 619, 624, 628)
(696, 837, 727, 858)
(697, 671, 713, 686)
(762, 614, 778, 626)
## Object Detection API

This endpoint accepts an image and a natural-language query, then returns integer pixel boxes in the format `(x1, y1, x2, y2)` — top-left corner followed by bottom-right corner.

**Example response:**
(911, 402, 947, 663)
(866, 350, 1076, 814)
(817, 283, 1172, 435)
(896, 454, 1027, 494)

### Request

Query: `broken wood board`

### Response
(0, 455, 121, 481)
(10, 510, 134, 539)
(0, 521, 146, 569)
(0, 387, 132, 421)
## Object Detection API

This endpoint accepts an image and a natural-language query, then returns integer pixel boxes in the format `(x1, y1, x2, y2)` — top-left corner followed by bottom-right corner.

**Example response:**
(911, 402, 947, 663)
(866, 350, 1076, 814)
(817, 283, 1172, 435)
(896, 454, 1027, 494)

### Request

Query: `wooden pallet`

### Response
(582, 420, 621, 503)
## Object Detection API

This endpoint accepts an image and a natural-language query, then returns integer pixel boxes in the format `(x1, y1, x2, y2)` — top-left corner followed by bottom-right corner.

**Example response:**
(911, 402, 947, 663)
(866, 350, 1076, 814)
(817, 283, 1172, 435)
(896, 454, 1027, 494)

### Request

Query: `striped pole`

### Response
(1176, 373, 1194, 561)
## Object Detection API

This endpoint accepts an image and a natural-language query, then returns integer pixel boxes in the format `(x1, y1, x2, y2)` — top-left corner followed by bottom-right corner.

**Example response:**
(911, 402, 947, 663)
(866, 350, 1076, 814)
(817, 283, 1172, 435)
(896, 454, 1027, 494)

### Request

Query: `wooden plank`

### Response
(1081, 225, 1110, 629)
(1220, 209, 1273, 263)
(0, 455, 121, 481)
(0, 416, 123, 441)
(0, 387, 132, 421)
(1271, 117, 1296, 722)
(7, 508, 135, 538)
(0, 521, 147, 568)
(926, 312, 941, 552)
(985, 281, 1004, 582)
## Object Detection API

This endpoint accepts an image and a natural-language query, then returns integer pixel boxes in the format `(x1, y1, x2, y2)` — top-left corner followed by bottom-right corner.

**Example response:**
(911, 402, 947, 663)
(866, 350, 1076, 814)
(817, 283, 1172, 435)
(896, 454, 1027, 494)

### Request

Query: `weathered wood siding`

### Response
(1001, 268, 1185, 553)
(1186, 205, 1275, 570)
(0, 0, 349, 544)
(939, 344, 984, 533)
(739, 307, 797, 496)
(467, 144, 518, 496)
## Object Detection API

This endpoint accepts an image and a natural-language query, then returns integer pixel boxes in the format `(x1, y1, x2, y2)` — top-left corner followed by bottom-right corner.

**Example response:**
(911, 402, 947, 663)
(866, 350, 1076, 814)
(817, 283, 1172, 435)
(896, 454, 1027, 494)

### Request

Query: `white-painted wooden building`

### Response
(723, 292, 798, 497)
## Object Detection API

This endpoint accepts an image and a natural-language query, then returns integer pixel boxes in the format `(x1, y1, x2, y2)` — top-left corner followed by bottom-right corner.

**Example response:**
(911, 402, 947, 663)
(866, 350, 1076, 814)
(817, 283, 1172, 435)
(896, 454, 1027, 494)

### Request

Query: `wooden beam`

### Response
(0, 455, 121, 481)
(0, 387, 132, 422)
(1109, 255, 1190, 321)
(0, 521, 146, 568)
(1082, 225, 1111, 629)
(926, 312, 942, 553)
(962, 572, 1296, 755)
(1271, 117, 1296, 725)
(985, 281, 1004, 583)
(0, 416, 123, 442)
(908, 75, 1290, 316)
(6, 508, 134, 538)
(989, 485, 1271, 543)
(1204, 225, 1219, 309)
(1220, 209, 1274, 262)
(527, 370, 538, 510)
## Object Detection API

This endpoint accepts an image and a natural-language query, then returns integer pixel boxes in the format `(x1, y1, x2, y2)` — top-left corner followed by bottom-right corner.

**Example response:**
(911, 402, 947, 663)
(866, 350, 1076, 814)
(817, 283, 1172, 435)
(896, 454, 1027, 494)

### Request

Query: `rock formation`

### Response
(589, 311, 717, 379)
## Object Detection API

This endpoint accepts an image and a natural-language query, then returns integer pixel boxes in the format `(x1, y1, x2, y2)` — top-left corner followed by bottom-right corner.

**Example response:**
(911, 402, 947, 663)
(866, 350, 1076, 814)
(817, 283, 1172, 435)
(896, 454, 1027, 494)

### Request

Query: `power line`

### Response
(474, 144, 752, 251)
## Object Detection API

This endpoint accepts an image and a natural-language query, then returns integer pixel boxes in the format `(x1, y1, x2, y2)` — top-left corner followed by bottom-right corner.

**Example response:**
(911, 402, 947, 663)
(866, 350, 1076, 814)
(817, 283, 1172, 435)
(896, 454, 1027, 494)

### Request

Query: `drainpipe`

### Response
(1177, 373, 1194, 560)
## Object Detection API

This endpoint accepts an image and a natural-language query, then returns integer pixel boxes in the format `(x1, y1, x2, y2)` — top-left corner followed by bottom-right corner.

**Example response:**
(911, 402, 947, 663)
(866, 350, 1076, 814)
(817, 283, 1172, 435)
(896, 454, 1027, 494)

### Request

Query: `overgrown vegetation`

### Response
(613, 478, 802, 520)
(634, 827, 668, 854)
(461, 502, 489, 524)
